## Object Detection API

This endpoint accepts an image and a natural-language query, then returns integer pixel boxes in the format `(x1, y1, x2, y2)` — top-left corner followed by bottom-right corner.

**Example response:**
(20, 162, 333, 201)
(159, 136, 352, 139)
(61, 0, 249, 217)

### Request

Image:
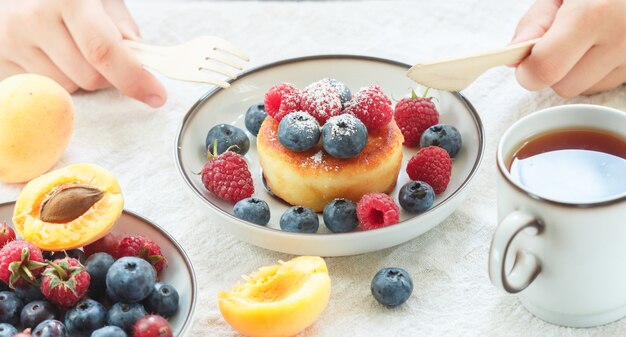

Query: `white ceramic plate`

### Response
(0, 202, 197, 337)
(176, 55, 484, 256)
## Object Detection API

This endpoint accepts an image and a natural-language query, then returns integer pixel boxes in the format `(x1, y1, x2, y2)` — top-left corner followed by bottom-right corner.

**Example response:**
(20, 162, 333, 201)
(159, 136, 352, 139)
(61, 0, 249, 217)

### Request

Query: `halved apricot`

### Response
(218, 256, 331, 337)
(12, 163, 124, 251)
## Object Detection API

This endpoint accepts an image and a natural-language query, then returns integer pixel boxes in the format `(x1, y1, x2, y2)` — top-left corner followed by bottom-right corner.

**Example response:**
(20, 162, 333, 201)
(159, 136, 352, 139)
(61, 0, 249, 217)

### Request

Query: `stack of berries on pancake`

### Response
(257, 79, 404, 212)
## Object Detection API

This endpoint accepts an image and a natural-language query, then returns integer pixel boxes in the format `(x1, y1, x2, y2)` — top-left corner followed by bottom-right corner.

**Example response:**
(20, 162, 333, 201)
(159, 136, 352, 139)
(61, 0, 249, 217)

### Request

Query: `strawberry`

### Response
(134, 315, 173, 337)
(83, 232, 121, 257)
(201, 143, 254, 203)
(0, 222, 16, 248)
(40, 257, 90, 308)
(117, 236, 166, 274)
(344, 85, 393, 130)
(406, 146, 452, 194)
(264, 83, 302, 122)
(394, 89, 439, 147)
(0, 240, 46, 288)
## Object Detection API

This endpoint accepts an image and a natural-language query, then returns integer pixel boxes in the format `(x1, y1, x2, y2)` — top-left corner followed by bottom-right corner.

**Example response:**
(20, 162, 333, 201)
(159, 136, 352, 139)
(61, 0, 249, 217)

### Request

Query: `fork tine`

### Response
(199, 62, 238, 79)
(202, 76, 231, 88)
(208, 37, 251, 61)
(215, 46, 250, 62)
(206, 52, 246, 71)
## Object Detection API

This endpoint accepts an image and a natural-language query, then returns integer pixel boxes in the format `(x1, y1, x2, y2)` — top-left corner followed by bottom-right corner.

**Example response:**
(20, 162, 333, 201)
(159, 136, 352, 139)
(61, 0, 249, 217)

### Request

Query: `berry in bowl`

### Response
(0, 164, 196, 336)
(176, 55, 485, 256)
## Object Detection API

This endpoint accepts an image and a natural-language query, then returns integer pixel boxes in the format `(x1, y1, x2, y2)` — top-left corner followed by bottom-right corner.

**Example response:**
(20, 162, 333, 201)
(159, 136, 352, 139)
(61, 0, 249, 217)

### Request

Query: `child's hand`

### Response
(512, 0, 626, 97)
(0, 0, 166, 107)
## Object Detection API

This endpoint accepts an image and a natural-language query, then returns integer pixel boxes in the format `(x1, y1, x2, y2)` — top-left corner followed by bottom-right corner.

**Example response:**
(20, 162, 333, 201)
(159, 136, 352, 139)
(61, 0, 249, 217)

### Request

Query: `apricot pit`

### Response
(13, 163, 124, 251)
(40, 184, 105, 223)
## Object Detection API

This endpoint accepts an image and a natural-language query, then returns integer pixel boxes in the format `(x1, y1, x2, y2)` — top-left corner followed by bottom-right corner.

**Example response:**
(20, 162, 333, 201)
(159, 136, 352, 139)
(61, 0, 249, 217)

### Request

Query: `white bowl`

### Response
(0, 202, 197, 337)
(175, 55, 485, 256)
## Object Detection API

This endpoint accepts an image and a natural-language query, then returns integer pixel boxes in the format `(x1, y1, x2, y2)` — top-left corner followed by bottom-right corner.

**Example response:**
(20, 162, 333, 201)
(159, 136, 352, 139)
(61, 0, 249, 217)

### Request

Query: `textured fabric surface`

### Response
(2, 0, 626, 336)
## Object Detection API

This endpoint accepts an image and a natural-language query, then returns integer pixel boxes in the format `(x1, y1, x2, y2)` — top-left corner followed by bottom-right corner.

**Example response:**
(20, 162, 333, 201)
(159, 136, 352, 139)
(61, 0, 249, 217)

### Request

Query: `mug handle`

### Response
(489, 210, 543, 293)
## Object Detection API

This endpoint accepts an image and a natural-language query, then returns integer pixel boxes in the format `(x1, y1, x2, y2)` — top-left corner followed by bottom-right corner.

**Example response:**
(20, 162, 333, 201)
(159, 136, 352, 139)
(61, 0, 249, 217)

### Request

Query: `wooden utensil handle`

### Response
(472, 38, 539, 68)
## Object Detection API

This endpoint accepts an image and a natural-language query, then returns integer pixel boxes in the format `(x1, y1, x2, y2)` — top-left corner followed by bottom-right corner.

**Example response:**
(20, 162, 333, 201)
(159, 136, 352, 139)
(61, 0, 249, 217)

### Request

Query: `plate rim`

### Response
(0, 201, 198, 337)
(174, 54, 485, 240)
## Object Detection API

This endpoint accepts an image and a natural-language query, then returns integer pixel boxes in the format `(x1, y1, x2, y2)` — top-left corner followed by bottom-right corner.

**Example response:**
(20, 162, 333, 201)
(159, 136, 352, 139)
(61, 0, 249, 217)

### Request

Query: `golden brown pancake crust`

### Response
(258, 117, 402, 174)
(257, 116, 404, 212)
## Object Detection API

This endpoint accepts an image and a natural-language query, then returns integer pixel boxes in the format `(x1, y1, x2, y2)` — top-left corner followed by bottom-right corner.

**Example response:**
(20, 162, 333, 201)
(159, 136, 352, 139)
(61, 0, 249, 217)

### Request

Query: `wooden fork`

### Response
(125, 36, 250, 88)
(406, 39, 539, 91)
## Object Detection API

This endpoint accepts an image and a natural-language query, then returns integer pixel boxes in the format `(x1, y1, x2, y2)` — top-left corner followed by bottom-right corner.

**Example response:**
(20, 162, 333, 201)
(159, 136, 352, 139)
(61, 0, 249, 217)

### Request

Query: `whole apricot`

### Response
(0, 74, 74, 183)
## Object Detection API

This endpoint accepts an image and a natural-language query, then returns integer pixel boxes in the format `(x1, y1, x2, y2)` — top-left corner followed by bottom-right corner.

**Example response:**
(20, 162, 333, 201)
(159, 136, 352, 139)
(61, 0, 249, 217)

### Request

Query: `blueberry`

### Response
(321, 114, 367, 159)
(371, 268, 413, 307)
(277, 111, 321, 152)
(20, 301, 58, 329)
(323, 199, 358, 233)
(65, 299, 106, 336)
(233, 198, 271, 226)
(0, 291, 23, 325)
(420, 124, 462, 158)
(244, 103, 267, 136)
(106, 287, 120, 303)
(106, 257, 156, 304)
(324, 78, 352, 106)
(143, 282, 179, 318)
(205, 124, 250, 156)
(15, 284, 45, 304)
(85, 253, 115, 299)
(399, 181, 435, 213)
(50, 249, 86, 264)
(106, 303, 147, 333)
(91, 326, 127, 337)
(0, 323, 17, 337)
(32, 319, 68, 337)
(279, 206, 319, 233)
(0, 284, 7, 293)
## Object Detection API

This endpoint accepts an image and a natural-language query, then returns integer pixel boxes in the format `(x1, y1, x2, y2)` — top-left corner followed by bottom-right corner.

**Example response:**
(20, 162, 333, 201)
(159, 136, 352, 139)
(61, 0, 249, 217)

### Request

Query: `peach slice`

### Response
(12, 163, 124, 251)
(218, 256, 331, 337)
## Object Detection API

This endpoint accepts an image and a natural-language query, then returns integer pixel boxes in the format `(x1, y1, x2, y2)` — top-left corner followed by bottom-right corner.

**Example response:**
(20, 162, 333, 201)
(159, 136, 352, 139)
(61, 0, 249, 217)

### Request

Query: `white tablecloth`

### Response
(2, 1, 626, 336)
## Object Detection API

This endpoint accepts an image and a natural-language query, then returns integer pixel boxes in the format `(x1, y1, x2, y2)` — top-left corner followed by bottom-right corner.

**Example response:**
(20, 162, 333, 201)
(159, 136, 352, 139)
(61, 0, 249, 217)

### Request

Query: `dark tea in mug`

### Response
(508, 128, 626, 204)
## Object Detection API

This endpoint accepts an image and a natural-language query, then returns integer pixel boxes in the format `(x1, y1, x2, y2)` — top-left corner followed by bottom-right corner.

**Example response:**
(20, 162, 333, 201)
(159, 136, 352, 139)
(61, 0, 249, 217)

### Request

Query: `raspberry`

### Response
(356, 193, 400, 230)
(406, 146, 452, 194)
(201, 150, 254, 203)
(344, 85, 393, 130)
(394, 93, 439, 147)
(300, 80, 342, 124)
(264, 83, 302, 122)
(117, 236, 166, 274)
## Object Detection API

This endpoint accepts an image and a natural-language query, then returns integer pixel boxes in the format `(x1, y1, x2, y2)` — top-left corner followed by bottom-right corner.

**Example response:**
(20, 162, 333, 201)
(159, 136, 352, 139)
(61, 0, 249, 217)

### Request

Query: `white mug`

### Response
(489, 104, 626, 327)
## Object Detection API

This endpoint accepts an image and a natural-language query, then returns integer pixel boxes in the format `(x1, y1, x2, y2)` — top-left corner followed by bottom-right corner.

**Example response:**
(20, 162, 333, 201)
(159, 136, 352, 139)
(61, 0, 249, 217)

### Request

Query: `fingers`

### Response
(102, 0, 142, 41)
(38, 21, 109, 91)
(0, 60, 25, 80)
(63, 0, 166, 107)
(511, 0, 562, 43)
(582, 66, 626, 95)
(19, 48, 79, 93)
(551, 46, 619, 97)
(515, 1, 598, 91)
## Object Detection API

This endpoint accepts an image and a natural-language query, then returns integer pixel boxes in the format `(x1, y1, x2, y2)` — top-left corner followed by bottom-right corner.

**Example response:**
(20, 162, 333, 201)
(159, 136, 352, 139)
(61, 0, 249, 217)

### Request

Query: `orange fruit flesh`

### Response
(13, 163, 124, 251)
(218, 256, 331, 337)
